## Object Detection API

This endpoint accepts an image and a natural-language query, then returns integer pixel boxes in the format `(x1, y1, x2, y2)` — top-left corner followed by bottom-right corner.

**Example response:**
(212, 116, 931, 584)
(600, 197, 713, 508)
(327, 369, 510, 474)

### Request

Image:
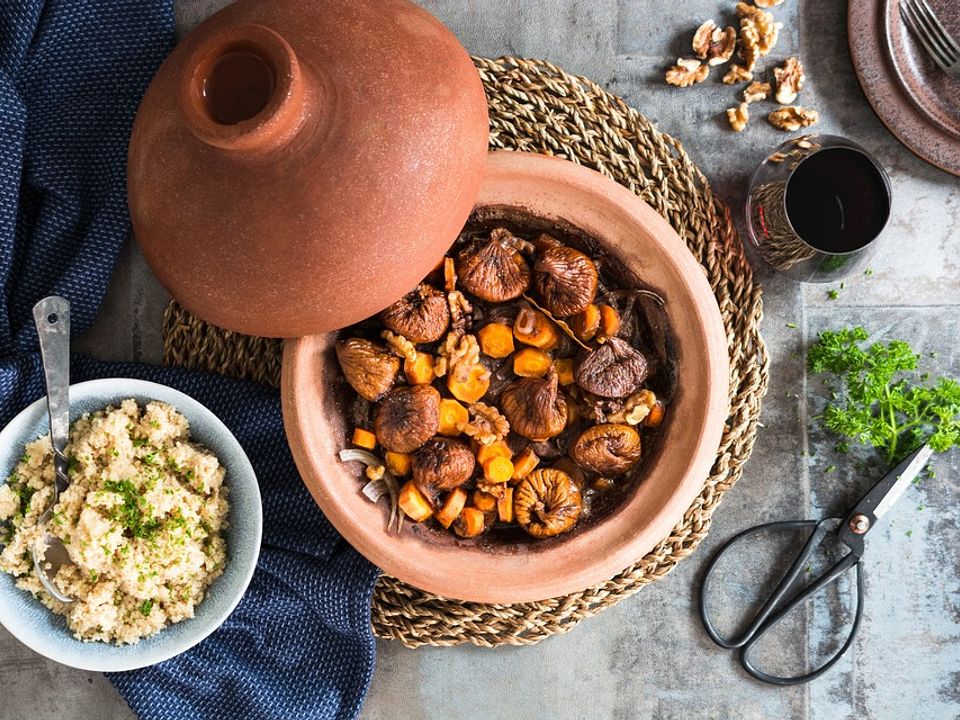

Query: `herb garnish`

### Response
(104, 479, 162, 540)
(808, 327, 960, 464)
(139, 599, 154, 616)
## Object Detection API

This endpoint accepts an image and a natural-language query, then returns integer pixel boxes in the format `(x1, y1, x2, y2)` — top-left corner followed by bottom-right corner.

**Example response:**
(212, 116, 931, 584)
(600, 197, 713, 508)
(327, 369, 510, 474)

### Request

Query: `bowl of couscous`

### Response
(0, 378, 262, 671)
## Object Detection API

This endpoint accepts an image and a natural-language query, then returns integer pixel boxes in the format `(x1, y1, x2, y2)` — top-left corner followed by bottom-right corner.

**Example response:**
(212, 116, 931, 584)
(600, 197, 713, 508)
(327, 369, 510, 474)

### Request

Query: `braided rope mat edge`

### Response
(161, 56, 769, 648)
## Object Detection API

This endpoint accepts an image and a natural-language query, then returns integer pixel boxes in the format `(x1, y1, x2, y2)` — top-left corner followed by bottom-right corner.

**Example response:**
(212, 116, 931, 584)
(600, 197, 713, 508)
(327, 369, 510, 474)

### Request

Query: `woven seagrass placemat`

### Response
(161, 56, 769, 648)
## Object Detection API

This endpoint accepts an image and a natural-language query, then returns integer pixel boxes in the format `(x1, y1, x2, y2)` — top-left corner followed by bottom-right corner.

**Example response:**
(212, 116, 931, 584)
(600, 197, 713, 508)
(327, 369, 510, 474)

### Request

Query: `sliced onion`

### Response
(339, 448, 402, 534)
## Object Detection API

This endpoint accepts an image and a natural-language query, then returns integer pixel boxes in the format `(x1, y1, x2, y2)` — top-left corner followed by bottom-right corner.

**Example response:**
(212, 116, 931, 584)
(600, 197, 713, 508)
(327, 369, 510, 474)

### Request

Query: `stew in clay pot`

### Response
(336, 218, 675, 543)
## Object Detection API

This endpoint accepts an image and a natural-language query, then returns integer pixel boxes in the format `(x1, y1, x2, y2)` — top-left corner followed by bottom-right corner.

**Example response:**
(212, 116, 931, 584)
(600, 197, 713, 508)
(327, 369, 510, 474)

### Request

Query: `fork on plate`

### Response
(900, 0, 960, 76)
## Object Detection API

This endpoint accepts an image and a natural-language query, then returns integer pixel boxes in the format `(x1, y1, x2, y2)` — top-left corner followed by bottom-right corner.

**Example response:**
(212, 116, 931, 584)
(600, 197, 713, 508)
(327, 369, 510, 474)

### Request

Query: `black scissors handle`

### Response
(699, 517, 865, 685)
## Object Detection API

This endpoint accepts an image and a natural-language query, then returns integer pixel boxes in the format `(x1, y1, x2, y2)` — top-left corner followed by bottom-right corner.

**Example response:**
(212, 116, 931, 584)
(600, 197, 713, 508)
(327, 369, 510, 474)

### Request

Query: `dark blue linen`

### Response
(0, 2, 380, 719)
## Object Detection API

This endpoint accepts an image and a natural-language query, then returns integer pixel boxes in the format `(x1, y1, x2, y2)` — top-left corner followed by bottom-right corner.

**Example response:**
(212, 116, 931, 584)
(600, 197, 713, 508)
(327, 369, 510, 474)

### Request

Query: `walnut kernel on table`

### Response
(738, 22, 762, 71)
(736, 2, 782, 56)
(774, 57, 806, 104)
(726, 103, 750, 132)
(722, 64, 754, 84)
(692, 20, 737, 66)
(665, 58, 709, 87)
(768, 106, 820, 131)
(753, 0, 784, 6)
(743, 81, 771, 103)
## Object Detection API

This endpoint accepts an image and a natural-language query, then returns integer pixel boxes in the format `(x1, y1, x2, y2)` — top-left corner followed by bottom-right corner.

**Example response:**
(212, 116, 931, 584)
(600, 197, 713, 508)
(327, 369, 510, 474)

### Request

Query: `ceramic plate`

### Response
(849, 0, 960, 176)
(281, 151, 730, 604)
(0, 379, 262, 671)
(883, 0, 960, 139)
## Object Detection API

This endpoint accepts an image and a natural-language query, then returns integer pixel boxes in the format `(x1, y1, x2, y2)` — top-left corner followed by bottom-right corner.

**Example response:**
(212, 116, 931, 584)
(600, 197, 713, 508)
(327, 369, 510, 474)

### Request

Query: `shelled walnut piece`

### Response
(665, 58, 709, 87)
(768, 106, 819, 131)
(692, 20, 737, 65)
(743, 81, 771, 104)
(727, 103, 749, 132)
(722, 65, 753, 85)
(774, 57, 805, 104)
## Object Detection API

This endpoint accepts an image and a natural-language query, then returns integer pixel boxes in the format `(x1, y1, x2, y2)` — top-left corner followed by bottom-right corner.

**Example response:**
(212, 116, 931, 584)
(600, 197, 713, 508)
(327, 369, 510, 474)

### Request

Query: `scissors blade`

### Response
(873, 444, 933, 521)
(837, 444, 933, 552)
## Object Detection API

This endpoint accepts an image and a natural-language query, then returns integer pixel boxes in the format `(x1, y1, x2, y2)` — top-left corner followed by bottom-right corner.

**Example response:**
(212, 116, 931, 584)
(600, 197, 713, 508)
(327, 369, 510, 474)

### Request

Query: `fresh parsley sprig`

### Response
(808, 327, 960, 465)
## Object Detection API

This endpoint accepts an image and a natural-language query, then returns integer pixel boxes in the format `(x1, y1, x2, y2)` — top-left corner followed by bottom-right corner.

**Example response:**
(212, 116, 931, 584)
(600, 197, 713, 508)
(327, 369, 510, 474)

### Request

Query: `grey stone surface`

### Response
(5, 1, 959, 719)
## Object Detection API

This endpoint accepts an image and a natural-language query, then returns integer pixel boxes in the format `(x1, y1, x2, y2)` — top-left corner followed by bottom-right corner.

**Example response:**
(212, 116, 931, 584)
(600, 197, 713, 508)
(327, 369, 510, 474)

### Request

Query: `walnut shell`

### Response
(574, 337, 649, 398)
(380, 283, 450, 343)
(500, 368, 568, 441)
(335, 338, 400, 401)
(513, 468, 582, 538)
(533, 246, 599, 317)
(374, 385, 441, 453)
(570, 423, 642, 476)
(456, 229, 531, 302)
(411, 437, 475, 498)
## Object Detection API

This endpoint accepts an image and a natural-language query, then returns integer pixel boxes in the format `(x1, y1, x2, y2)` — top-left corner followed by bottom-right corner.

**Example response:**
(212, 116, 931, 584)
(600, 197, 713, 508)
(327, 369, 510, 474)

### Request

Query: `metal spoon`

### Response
(31, 296, 74, 604)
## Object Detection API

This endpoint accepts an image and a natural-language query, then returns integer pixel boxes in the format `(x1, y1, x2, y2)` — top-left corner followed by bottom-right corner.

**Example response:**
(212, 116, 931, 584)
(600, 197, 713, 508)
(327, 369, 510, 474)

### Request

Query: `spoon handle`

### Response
(33, 296, 70, 492)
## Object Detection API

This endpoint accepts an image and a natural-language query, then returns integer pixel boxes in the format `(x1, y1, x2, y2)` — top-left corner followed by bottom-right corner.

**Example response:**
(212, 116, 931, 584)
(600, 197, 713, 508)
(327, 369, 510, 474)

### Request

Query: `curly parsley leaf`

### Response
(808, 328, 960, 465)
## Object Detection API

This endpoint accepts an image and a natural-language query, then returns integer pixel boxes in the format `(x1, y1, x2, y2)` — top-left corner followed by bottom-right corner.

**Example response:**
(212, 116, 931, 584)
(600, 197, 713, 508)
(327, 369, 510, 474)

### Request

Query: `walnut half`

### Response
(744, 81, 771, 104)
(774, 57, 806, 104)
(768, 106, 820, 131)
(754, 0, 784, 6)
(692, 20, 737, 66)
(727, 103, 749, 132)
(722, 65, 754, 85)
(665, 58, 709, 87)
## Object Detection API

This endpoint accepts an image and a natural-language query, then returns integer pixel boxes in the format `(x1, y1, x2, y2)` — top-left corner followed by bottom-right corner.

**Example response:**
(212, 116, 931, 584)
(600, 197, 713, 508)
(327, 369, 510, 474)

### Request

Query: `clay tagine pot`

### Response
(128, 0, 489, 337)
(281, 151, 730, 603)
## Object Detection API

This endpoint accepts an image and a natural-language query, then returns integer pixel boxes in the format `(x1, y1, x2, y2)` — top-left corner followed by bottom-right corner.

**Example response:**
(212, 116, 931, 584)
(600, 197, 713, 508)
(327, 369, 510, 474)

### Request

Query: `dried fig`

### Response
(533, 246, 598, 317)
(574, 337, 649, 398)
(374, 385, 441, 453)
(513, 468, 582, 538)
(456, 228, 531, 302)
(335, 338, 400, 401)
(411, 437, 475, 497)
(500, 368, 568, 441)
(570, 423, 642, 476)
(381, 283, 449, 343)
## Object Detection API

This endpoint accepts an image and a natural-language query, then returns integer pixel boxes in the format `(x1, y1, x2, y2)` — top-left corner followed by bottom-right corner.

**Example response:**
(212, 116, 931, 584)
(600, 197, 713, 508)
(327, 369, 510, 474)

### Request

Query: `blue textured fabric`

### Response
(0, 2, 379, 719)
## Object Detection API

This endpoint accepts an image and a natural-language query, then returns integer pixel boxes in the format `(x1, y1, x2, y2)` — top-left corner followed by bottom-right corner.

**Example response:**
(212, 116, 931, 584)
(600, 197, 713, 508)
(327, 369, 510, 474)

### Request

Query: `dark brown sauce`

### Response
(203, 50, 275, 125)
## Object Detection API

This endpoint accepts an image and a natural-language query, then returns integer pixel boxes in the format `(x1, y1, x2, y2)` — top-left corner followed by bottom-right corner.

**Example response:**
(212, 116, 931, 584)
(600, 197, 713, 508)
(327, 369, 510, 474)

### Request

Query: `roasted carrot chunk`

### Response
(438, 398, 469, 436)
(483, 455, 515, 484)
(351, 427, 377, 450)
(645, 401, 665, 427)
(404, 352, 435, 385)
(513, 307, 560, 349)
(398, 480, 433, 522)
(435, 487, 468, 528)
(510, 448, 539, 481)
(497, 487, 514, 522)
(472, 490, 498, 512)
(454, 506, 486, 538)
(571, 304, 601, 342)
(447, 364, 491, 403)
(597, 304, 621, 341)
(553, 358, 575, 385)
(513, 348, 552, 378)
(384, 451, 411, 477)
(476, 440, 512, 465)
(477, 323, 515, 358)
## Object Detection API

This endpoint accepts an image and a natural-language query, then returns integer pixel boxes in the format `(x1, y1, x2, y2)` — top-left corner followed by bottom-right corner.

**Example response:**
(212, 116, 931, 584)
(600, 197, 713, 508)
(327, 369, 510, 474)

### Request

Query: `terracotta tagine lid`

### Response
(128, 0, 489, 337)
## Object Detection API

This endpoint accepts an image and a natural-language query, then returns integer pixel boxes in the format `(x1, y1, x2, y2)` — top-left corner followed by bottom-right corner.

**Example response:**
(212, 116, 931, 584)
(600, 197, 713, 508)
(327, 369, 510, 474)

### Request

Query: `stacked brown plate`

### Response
(849, 0, 960, 175)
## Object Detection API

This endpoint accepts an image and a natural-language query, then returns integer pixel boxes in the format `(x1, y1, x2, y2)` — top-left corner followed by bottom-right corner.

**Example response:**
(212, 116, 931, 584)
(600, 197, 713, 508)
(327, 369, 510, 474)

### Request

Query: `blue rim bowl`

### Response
(0, 379, 262, 671)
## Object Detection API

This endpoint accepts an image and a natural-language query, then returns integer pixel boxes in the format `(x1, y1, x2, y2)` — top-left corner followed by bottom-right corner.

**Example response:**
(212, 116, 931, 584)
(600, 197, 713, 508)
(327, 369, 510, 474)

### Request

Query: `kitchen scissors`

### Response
(698, 443, 933, 685)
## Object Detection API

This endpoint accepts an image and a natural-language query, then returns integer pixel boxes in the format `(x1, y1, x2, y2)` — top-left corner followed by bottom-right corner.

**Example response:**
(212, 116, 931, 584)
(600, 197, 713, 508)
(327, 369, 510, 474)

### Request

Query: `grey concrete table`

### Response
(4, 2, 959, 719)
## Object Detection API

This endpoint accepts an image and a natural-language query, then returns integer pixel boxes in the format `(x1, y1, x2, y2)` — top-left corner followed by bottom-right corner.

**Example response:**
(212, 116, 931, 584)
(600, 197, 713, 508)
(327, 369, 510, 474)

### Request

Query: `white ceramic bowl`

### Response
(0, 379, 262, 671)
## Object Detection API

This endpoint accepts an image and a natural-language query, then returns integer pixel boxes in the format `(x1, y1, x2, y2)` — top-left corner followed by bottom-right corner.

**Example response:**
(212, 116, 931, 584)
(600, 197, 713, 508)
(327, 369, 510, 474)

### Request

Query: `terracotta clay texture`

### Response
(281, 152, 730, 603)
(128, 0, 489, 337)
(849, 0, 960, 176)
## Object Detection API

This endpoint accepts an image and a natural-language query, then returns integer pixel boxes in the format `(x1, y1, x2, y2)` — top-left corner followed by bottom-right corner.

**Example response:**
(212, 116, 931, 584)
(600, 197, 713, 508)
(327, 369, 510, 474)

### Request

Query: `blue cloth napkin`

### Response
(0, 2, 380, 719)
